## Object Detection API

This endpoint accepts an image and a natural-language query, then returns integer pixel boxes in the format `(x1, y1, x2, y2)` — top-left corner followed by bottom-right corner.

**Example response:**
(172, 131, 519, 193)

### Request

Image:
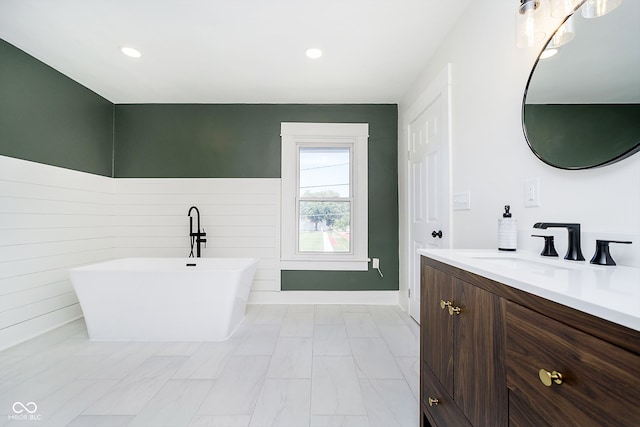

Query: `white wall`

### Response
(0, 156, 114, 350)
(113, 178, 281, 292)
(398, 1, 640, 308)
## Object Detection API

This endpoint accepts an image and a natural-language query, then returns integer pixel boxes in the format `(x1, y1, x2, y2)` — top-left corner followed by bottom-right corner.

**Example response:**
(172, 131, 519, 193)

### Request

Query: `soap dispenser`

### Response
(498, 205, 517, 251)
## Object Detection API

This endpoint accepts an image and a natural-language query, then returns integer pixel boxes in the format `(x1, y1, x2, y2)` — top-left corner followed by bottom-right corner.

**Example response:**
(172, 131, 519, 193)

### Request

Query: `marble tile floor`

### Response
(0, 305, 420, 427)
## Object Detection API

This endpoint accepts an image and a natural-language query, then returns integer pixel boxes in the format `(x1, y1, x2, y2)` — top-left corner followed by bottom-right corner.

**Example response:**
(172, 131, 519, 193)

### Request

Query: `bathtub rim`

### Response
(69, 257, 259, 273)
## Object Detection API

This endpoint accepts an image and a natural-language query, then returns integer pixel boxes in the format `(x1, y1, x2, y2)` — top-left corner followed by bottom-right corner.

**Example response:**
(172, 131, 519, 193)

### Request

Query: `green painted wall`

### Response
(524, 103, 640, 169)
(0, 39, 114, 176)
(115, 104, 399, 291)
(0, 37, 399, 292)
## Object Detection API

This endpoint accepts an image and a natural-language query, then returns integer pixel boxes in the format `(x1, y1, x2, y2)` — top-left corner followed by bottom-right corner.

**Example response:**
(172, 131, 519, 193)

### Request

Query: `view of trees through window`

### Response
(298, 147, 351, 253)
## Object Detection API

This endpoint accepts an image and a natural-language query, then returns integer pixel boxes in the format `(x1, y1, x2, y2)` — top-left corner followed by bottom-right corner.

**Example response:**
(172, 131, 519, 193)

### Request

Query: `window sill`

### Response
(281, 259, 369, 271)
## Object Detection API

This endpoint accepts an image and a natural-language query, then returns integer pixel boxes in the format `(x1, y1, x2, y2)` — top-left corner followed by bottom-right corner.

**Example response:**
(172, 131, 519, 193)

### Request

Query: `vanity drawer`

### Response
(505, 301, 640, 427)
(421, 363, 471, 427)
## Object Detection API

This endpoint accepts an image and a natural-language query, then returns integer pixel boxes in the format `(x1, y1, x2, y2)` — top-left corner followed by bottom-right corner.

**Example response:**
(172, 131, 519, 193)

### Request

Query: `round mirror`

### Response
(522, 0, 640, 169)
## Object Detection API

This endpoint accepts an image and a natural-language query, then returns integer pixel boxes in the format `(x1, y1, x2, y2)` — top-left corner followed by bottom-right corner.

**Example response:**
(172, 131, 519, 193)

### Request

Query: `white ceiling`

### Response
(0, 0, 470, 104)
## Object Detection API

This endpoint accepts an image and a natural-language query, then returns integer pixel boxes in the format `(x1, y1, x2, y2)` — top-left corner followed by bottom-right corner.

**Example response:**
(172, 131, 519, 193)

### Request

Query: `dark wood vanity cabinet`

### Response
(420, 260, 507, 427)
(420, 256, 640, 427)
(506, 301, 640, 427)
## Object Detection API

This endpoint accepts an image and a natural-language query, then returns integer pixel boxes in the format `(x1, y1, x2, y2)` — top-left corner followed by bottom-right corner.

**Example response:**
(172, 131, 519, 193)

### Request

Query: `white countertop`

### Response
(418, 249, 640, 332)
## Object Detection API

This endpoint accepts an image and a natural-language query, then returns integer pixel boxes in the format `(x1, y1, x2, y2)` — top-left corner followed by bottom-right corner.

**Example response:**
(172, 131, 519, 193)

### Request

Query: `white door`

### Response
(407, 66, 451, 323)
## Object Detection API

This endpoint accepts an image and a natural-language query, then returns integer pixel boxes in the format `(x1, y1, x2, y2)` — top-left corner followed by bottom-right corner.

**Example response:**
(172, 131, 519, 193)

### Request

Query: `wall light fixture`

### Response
(581, 0, 622, 18)
(516, 0, 546, 48)
(550, 0, 585, 17)
(547, 15, 576, 48)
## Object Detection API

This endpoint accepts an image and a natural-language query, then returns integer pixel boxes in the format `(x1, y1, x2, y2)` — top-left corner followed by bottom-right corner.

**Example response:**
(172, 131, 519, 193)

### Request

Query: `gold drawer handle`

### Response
(449, 306, 461, 315)
(428, 397, 439, 407)
(539, 369, 563, 386)
(440, 300, 452, 309)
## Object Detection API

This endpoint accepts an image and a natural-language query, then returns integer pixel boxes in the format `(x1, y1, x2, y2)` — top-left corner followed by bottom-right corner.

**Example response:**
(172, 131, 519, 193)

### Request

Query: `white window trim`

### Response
(281, 122, 368, 271)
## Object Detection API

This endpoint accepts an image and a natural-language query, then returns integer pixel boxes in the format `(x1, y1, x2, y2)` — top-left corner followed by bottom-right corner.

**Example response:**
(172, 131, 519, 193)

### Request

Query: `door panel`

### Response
(409, 88, 448, 322)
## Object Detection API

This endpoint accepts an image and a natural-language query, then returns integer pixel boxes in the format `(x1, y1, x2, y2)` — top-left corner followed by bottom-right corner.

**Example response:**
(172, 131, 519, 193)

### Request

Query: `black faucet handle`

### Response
(532, 235, 559, 257)
(532, 222, 584, 261)
(590, 240, 632, 266)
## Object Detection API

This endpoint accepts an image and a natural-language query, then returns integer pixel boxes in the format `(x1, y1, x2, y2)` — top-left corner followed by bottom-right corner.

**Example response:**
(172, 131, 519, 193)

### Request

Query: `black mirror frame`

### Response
(521, 8, 640, 170)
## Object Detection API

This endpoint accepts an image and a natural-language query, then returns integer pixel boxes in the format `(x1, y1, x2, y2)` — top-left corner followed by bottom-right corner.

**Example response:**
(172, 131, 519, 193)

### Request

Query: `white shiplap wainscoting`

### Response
(113, 178, 281, 293)
(0, 156, 114, 350)
(1, 157, 282, 350)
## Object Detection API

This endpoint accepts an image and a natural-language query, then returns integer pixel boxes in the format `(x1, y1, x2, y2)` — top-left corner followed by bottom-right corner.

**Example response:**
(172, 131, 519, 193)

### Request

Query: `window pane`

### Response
(299, 147, 350, 198)
(299, 201, 350, 252)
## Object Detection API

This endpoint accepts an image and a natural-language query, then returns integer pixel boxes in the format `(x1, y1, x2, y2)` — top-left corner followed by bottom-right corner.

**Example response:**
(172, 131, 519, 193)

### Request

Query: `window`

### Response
(299, 147, 351, 253)
(281, 122, 368, 271)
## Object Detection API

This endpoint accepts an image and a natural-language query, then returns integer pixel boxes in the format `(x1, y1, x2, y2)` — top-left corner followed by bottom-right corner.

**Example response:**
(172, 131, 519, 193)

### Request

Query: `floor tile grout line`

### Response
(183, 379, 217, 427)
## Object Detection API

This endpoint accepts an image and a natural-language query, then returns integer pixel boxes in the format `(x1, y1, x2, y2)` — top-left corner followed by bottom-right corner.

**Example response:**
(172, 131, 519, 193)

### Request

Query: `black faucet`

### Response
(188, 206, 207, 258)
(533, 223, 584, 261)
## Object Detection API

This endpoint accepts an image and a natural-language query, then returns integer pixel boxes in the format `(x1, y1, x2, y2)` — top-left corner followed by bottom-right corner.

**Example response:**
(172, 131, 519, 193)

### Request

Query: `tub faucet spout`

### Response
(532, 222, 584, 261)
(188, 206, 207, 258)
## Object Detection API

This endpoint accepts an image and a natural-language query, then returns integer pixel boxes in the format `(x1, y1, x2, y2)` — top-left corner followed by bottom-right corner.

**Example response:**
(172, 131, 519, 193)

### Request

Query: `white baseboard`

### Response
(0, 312, 83, 352)
(248, 290, 399, 305)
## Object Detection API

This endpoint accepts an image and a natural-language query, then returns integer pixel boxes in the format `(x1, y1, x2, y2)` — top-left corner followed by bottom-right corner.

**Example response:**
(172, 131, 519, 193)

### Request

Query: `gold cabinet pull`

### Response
(440, 300, 452, 309)
(428, 397, 439, 407)
(448, 306, 461, 315)
(538, 369, 563, 386)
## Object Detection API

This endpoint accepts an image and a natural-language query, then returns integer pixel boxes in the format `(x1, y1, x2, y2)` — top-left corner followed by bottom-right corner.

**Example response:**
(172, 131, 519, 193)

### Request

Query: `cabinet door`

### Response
(422, 362, 472, 427)
(506, 301, 640, 427)
(453, 278, 508, 427)
(421, 264, 454, 395)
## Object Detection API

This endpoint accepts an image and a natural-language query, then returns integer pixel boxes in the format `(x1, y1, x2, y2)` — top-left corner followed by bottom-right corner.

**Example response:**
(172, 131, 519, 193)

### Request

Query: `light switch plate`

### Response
(453, 191, 471, 211)
(524, 178, 540, 207)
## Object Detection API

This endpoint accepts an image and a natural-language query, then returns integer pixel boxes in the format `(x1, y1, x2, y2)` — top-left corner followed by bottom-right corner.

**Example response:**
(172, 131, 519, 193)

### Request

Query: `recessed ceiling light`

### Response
(305, 48, 322, 59)
(121, 46, 142, 58)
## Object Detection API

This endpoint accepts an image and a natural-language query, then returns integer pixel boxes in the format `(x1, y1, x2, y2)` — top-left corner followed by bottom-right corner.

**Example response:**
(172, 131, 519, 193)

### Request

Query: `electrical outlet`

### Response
(372, 258, 380, 269)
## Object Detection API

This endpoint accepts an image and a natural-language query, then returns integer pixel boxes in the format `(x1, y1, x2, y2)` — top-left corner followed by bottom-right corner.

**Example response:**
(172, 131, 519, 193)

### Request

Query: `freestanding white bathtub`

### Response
(69, 258, 258, 341)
